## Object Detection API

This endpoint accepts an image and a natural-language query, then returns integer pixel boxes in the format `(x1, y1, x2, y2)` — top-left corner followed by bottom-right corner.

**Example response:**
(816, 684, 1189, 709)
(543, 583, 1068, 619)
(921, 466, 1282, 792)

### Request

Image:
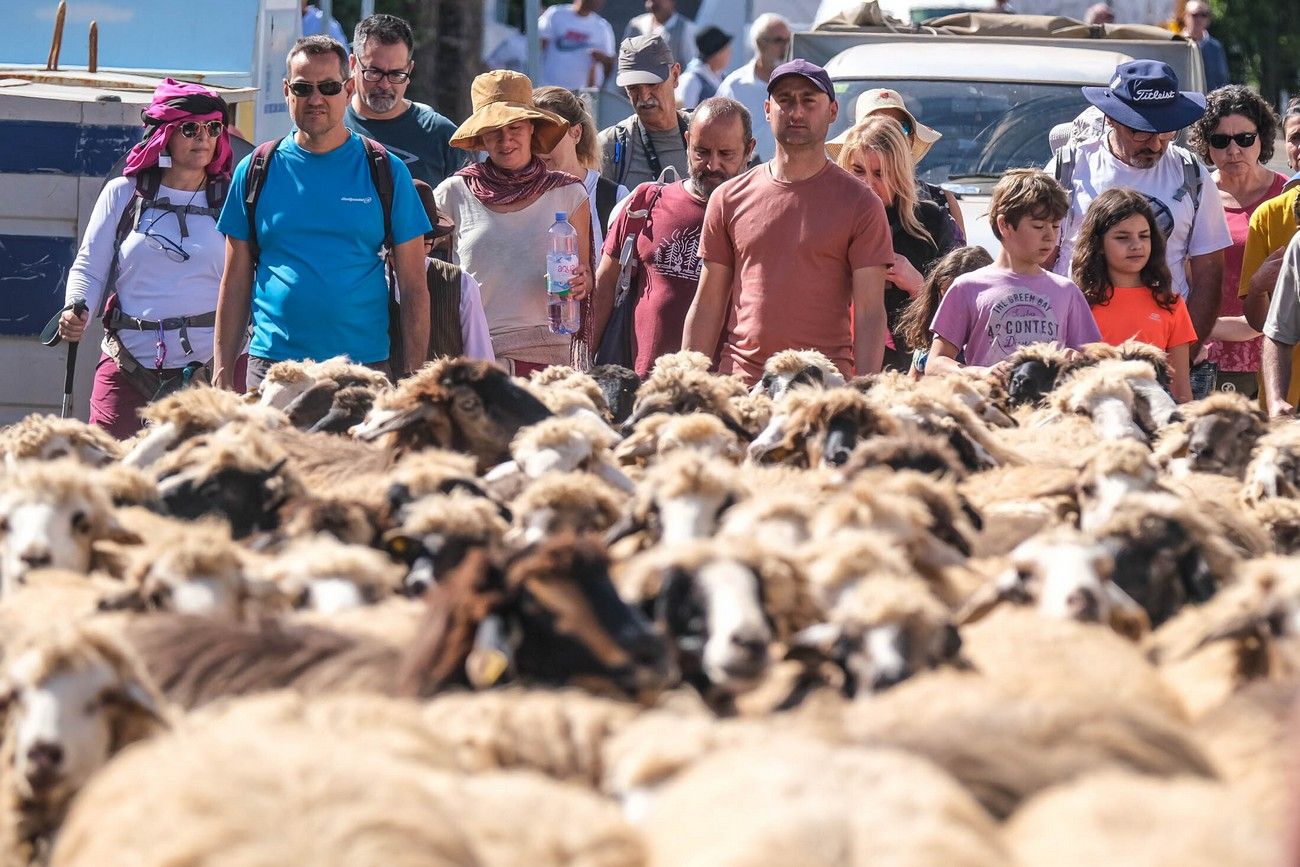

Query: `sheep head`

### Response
(509, 472, 624, 546)
(0, 415, 121, 467)
(1175, 392, 1268, 477)
(587, 364, 641, 425)
(1002, 343, 1076, 406)
(752, 349, 846, 401)
(607, 453, 743, 548)
(384, 491, 510, 598)
(621, 369, 750, 440)
(1076, 441, 1163, 532)
(749, 388, 898, 468)
(1242, 425, 1300, 503)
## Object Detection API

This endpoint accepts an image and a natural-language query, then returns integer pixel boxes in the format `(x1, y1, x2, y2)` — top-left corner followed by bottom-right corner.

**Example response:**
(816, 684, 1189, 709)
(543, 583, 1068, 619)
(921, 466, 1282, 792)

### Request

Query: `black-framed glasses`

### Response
(178, 120, 224, 139)
(144, 231, 189, 262)
(286, 79, 345, 97)
(1208, 131, 1258, 149)
(359, 65, 411, 84)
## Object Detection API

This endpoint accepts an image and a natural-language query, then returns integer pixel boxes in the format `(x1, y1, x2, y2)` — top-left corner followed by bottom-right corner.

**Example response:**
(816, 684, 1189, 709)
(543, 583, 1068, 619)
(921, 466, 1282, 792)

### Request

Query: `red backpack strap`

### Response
(360, 136, 395, 256)
(243, 137, 283, 267)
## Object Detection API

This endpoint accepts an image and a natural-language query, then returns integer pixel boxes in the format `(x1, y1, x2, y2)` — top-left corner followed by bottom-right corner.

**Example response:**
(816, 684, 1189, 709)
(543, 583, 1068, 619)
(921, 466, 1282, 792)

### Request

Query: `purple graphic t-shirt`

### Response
(929, 265, 1100, 367)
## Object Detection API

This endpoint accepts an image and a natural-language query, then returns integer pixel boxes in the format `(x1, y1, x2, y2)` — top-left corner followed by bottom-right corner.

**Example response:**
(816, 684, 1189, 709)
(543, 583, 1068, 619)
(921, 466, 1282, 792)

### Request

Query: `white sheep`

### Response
(483, 414, 632, 500)
(0, 416, 120, 468)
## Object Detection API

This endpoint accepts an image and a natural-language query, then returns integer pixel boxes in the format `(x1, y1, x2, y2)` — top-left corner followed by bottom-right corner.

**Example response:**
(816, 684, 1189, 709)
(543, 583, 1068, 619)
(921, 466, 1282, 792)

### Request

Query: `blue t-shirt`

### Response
(218, 131, 431, 363)
(344, 102, 463, 189)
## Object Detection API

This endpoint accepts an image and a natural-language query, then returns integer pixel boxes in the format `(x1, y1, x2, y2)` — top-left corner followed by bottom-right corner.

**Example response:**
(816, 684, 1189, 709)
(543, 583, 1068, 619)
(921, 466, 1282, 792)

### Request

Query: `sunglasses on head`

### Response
(287, 80, 345, 97)
(1208, 131, 1257, 149)
(178, 120, 224, 139)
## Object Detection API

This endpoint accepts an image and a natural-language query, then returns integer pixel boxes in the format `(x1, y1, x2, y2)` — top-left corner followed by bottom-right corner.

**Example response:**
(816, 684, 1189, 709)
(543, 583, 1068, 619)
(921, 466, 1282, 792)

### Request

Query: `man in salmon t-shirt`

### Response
(682, 59, 893, 382)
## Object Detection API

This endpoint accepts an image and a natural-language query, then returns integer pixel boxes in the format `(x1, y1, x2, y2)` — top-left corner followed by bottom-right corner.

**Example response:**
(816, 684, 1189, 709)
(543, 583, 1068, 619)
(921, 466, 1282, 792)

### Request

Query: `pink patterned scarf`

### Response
(455, 157, 580, 207)
(124, 78, 233, 178)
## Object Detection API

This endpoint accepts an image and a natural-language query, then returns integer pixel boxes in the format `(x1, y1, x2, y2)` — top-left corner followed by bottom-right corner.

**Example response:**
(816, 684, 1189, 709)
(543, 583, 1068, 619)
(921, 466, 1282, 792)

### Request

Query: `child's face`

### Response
(1102, 213, 1151, 279)
(997, 212, 1060, 266)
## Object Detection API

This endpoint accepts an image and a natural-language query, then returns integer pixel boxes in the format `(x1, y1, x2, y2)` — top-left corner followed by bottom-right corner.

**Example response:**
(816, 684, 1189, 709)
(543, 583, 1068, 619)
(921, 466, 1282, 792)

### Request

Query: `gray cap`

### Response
(616, 33, 675, 87)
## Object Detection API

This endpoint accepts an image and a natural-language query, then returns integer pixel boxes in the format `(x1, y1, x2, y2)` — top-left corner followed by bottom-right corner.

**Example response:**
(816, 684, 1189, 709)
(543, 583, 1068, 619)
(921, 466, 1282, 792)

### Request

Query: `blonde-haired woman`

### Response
(435, 71, 592, 375)
(836, 116, 959, 371)
(532, 85, 627, 253)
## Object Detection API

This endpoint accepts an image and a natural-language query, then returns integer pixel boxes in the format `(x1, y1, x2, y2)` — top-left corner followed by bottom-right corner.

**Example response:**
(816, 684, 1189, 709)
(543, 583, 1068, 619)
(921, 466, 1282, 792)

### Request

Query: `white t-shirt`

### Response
(1048, 138, 1232, 299)
(538, 4, 616, 90)
(64, 176, 224, 366)
(718, 60, 774, 163)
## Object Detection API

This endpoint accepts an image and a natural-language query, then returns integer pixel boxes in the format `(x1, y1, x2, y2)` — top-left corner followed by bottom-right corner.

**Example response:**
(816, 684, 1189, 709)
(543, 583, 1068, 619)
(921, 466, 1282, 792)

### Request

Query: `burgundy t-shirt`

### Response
(697, 160, 894, 383)
(603, 180, 707, 378)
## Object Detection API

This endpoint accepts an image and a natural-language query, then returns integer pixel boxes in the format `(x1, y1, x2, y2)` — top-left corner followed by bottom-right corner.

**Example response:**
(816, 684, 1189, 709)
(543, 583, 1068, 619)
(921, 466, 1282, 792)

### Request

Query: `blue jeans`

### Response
(1189, 360, 1219, 401)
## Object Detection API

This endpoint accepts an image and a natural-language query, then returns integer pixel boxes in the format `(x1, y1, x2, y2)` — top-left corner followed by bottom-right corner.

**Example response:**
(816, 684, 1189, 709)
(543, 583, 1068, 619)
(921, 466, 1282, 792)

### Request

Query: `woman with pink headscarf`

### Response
(58, 78, 234, 437)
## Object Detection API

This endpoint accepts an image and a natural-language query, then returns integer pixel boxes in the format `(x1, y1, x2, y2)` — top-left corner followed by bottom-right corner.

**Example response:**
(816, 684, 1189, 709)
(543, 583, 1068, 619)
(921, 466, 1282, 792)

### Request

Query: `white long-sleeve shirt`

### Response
(447, 263, 496, 362)
(64, 176, 224, 367)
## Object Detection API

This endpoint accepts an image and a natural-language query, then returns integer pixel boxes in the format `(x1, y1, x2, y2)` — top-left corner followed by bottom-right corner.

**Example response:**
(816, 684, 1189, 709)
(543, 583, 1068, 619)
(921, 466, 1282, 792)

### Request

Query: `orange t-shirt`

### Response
(1089, 287, 1197, 350)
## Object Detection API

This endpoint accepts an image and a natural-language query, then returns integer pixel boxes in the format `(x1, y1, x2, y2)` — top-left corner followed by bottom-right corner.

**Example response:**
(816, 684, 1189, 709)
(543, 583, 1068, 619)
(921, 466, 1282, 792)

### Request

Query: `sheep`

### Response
(639, 739, 1009, 867)
(254, 355, 390, 412)
(484, 415, 632, 500)
(0, 416, 120, 467)
(1077, 339, 1180, 432)
(307, 383, 377, 433)
(121, 385, 286, 468)
(957, 463, 1080, 555)
(837, 433, 968, 481)
(1155, 390, 1269, 477)
(0, 461, 131, 593)
(838, 671, 1217, 819)
(52, 712, 647, 867)
(616, 538, 819, 706)
(606, 452, 745, 551)
(914, 373, 1016, 429)
(529, 365, 614, 421)
(1075, 438, 1161, 531)
(726, 389, 774, 438)
(1051, 359, 1152, 442)
(954, 527, 1151, 640)
(717, 490, 828, 549)
(509, 472, 624, 546)
(91, 464, 159, 510)
(0, 624, 169, 865)
(620, 367, 750, 439)
(587, 364, 641, 425)
(615, 412, 745, 467)
(383, 491, 510, 596)
(383, 448, 493, 518)
(1000, 342, 1078, 406)
(353, 357, 553, 471)
(751, 349, 847, 401)
(254, 534, 403, 613)
(1004, 771, 1276, 867)
(274, 495, 386, 547)
(748, 387, 899, 468)
(871, 385, 1022, 471)
(646, 350, 712, 378)
(1249, 496, 1300, 554)
(1242, 421, 1300, 503)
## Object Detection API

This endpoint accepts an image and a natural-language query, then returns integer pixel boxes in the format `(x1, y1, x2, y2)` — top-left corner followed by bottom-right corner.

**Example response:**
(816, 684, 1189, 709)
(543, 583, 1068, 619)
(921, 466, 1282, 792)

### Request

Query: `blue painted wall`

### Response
(0, 120, 140, 177)
(0, 235, 75, 337)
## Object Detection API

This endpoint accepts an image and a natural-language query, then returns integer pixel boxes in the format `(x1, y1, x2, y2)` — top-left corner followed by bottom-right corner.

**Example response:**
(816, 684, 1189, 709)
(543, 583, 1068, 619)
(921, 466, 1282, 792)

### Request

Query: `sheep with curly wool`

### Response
(717, 491, 826, 549)
(0, 416, 120, 468)
(620, 367, 750, 439)
(1242, 422, 1300, 503)
(640, 738, 1009, 867)
(751, 349, 847, 401)
(616, 413, 745, 467)
(254, 355, 390, 412)
(1154, 390, 1269, 477)
(999, 342, 1080, 407)
(914, 374, 1016, 429)
(1248, 496, 1300, 554)
(838, 433, 969, 481)
(529, 365, 614, 419)
(1051, 359, 1153, 442)
(0, 624, 170, 866)
(871, 385, 1023, 471)
(748, 387, 899, 468)
(383, 491, 510, 597)
(957, 463, 1080, 555)
(1075, 439, 1162, 531)
(607, 452, 745, 551)
(0, 461, 131, 594)
(255, 534, 403, 614)
(1077, 340, 1179, 432)
(122, 386, 286, 469)
(509, 472, 624, 546)
(1004, 771, 1275, 867)
(484, 415, 632, 500)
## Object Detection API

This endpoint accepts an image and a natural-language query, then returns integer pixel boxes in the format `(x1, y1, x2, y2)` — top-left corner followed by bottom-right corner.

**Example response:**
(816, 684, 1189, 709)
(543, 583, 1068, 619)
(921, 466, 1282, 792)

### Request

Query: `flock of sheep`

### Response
(0, 344, 1296, 865)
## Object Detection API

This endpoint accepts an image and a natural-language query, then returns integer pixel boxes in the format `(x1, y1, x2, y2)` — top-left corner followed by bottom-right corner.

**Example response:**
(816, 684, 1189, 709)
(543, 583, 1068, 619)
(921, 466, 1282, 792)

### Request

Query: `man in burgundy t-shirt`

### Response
(684, 59, 893, 382)
(594, 97, 757, 377)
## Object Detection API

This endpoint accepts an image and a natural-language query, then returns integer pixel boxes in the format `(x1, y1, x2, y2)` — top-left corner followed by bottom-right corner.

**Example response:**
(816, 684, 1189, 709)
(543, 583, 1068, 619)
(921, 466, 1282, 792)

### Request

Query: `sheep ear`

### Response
(1105, 584, 1151, 641)
(786, 623, 845, 665)
(605, 511, 647, 546)
(97, 588, 146, 613)
(953, 582, 1007, 626)
(1190, 610, 1277, 656)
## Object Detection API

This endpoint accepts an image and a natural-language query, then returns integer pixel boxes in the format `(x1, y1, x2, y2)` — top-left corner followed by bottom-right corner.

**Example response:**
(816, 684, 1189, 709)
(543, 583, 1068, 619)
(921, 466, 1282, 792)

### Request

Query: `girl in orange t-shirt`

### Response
(1072, 188, 1196, 402)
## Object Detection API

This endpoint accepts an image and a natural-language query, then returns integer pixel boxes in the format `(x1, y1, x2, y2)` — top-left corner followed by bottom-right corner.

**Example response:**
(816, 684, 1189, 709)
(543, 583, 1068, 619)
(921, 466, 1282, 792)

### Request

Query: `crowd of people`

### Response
(52, 7, 1300, 440)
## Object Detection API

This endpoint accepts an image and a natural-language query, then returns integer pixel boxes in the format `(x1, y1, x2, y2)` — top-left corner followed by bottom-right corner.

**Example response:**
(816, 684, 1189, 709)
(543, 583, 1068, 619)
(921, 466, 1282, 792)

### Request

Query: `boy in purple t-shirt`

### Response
(927, 169, 1100, 375)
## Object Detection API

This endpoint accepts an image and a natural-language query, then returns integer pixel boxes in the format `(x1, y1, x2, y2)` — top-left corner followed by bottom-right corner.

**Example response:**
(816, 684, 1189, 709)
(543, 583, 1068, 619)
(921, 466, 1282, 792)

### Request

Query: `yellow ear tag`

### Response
(467, 649, 509, 688)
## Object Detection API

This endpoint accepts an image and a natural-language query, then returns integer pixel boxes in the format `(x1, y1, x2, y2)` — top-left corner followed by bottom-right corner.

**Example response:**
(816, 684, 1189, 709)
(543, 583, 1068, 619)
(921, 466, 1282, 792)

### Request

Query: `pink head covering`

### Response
(123, 78, 233, 178)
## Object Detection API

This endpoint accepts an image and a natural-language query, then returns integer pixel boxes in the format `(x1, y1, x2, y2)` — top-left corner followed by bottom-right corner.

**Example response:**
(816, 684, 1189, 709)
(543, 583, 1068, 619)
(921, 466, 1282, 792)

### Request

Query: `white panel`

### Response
(0, 174, 79, 237)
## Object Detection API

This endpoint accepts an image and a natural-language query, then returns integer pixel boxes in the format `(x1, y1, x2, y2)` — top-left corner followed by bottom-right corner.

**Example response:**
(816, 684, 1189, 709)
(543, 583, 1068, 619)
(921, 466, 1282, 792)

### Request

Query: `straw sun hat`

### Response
(827, 88, 942, 163)
(450, 70, 570, 154)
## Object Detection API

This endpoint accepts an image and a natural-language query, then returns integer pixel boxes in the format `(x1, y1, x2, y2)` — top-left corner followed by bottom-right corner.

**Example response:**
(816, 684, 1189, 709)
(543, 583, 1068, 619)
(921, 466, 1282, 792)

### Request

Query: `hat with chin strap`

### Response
(1082, 60, 1206, 134)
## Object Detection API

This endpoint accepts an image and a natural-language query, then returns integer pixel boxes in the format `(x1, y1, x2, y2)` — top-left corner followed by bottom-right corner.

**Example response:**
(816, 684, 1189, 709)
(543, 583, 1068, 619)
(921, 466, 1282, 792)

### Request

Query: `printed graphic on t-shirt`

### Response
(383, 144, 419, 167)
(556, 29, 596, 51)
(649, 225, 702, 281)
(985, 291, 1061, 356)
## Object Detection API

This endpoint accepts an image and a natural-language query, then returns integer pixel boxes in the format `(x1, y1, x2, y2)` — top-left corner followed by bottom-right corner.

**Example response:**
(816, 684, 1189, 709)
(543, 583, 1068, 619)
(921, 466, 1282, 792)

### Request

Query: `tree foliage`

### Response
(1210, 0, 1299, 106)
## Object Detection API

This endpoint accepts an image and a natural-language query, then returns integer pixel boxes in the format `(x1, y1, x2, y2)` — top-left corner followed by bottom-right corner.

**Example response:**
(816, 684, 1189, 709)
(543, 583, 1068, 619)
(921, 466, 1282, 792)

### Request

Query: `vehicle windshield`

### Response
(828, 79, 1092, 190)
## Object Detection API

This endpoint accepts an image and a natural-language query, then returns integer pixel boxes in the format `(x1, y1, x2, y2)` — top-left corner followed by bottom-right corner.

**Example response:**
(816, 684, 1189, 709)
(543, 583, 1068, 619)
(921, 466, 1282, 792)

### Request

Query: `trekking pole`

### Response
(40, 300, 88, 419)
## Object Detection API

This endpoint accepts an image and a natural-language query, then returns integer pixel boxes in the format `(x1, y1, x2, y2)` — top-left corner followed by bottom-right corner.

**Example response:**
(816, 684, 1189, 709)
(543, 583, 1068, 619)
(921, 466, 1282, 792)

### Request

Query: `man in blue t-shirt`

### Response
(214, 35, 432, 390)
(342, 14, 462, 189)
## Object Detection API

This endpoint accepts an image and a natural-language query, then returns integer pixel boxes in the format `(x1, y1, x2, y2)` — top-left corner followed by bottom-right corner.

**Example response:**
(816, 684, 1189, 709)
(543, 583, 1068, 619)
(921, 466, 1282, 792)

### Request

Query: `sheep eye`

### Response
(1079, 483, 1096, 497)
(0, 518, 8, 535)
(70, 511, 91, 534)
(147, 590, 169, 609)
(456, 396, 481, 413)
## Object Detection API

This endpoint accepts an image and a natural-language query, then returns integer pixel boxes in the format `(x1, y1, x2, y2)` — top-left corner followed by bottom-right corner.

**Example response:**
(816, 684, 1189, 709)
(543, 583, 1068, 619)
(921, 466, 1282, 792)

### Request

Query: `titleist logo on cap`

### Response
(1131, 87, 1177, 102)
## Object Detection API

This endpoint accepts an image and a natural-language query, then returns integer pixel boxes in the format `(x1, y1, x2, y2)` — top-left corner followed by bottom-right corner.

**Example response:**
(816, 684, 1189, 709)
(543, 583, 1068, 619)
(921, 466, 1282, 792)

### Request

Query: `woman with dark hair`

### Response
(435, 71, 592, 375)
(58, 79, 234, 437)
(1187, 84, 1287, 397)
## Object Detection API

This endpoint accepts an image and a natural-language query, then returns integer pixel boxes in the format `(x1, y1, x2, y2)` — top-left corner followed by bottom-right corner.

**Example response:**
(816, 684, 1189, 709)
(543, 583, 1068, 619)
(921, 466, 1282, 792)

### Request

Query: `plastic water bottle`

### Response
(546, 212, 581, 335)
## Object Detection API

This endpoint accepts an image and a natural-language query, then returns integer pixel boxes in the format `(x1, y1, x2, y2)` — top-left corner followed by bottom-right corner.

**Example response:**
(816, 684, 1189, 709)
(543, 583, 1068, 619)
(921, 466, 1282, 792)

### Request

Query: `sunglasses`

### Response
(1208, 131, 1258, 149)
(286, 80, 345, 97)
(178, 120, 224, 139)
(145, 231, 189, 263)
(359, 66, 411, 84)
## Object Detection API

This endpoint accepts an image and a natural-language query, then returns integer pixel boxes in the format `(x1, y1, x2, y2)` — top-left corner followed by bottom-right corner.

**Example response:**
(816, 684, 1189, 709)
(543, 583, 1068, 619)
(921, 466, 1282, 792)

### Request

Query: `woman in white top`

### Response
(58, 79, 234, 438)
(435, 71, 593, 375)
(532, 85, 628, 251)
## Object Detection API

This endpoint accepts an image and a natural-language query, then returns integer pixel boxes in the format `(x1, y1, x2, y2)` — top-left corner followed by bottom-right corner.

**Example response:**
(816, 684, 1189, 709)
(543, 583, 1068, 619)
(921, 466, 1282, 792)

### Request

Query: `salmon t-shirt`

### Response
(697, 160, 893, 383)
(1090, 287, 1197, 350)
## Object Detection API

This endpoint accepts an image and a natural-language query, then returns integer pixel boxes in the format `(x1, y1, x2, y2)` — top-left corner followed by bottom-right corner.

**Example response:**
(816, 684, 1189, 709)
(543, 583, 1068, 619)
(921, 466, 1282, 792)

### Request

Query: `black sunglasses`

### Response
(144, 231, 189, 262)
(178, 120, 224, 139)
(1208, 131, 1257, 149)
(360, 66, 411, 84)
(286, 80, 345, 97)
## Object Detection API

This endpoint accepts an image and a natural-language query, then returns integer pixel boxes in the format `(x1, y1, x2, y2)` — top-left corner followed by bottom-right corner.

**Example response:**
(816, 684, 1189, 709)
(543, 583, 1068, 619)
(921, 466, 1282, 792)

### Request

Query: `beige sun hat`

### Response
(450, 70, 570, 155)
(827, 88, 942, 163)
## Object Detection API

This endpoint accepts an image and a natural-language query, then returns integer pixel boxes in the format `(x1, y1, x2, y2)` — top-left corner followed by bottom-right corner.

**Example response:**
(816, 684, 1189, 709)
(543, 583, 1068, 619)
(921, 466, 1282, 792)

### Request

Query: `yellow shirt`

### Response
(1238, 184, 1300, 404)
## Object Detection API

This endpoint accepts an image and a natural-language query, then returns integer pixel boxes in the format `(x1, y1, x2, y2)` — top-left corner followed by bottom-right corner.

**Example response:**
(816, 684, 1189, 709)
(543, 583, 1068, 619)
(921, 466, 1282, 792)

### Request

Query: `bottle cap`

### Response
(555, 212, 567, 222)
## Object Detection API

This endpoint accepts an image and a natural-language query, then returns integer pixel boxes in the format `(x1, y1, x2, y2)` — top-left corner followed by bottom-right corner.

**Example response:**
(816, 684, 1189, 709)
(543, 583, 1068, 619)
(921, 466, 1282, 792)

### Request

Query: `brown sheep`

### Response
(1154, 390, 1269, 477)
(748, 387, 900, 468)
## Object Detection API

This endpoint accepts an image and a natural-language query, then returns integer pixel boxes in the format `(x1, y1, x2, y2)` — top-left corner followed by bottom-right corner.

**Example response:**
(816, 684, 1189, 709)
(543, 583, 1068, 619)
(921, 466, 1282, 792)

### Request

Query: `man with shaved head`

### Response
(592, 97, 755, 377)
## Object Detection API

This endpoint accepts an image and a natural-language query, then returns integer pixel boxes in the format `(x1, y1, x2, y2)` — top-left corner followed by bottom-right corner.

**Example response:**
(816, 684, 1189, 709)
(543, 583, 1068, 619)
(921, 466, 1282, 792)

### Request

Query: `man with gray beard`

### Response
(592, 98, 755, 376)
(599, 34, 690, 190)
(343, 14, 462, 188)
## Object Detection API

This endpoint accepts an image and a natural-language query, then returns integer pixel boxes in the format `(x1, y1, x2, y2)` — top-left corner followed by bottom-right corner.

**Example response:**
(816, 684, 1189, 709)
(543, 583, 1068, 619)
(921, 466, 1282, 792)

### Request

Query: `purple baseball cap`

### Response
(766, 59, 834, 99)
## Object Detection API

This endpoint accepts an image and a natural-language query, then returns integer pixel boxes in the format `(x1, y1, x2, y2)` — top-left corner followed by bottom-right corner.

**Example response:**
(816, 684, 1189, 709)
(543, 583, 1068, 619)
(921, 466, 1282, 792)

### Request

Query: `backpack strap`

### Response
(1172, 149, 1204, 214)
(1052, 144, 1077, 263)
(243, 137, 283, 268)
(595, 175, 619, 235)
(612, 123, 632, 189)
(361, 136, 396, 257)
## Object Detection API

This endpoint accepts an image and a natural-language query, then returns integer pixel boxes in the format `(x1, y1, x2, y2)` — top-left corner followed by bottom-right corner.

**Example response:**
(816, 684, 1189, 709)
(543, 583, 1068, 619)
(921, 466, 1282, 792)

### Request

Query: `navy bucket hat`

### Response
(1082, 60, 1206, 133)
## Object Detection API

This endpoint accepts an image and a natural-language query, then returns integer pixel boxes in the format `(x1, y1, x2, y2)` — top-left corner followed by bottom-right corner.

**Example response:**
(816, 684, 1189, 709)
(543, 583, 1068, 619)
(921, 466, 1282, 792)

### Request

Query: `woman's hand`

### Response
(58, 307, 89, 342)
(565, 267, 592, 302)
(886, 253, 925, 295)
